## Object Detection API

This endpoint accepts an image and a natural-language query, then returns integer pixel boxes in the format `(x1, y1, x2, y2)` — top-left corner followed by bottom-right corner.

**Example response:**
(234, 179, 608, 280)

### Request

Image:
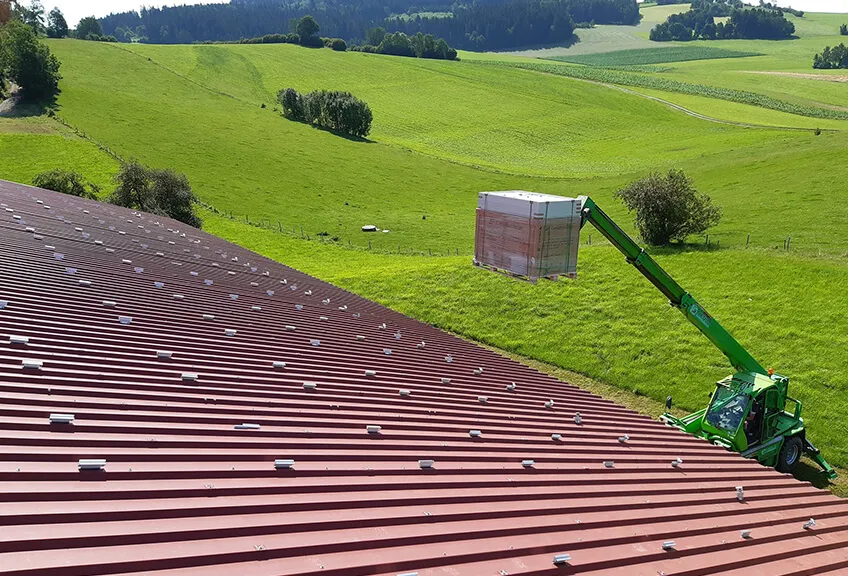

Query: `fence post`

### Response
(787, 236, 791, 250)
(278, 221, 282, 231)
(429, 248, 432, 256)
(746, 234, 750, 247)
(368, 240, 372, 250)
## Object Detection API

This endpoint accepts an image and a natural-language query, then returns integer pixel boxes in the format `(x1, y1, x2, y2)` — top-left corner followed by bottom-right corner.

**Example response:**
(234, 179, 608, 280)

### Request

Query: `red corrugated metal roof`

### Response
(0, 179, 846, 576)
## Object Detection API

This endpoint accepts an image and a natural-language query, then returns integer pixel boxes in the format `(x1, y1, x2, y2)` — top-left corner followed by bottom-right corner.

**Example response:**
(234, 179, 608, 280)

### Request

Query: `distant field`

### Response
(475, 58, 848, 121)
(548, 46, 762, 66)
(502, 3, 690, 58)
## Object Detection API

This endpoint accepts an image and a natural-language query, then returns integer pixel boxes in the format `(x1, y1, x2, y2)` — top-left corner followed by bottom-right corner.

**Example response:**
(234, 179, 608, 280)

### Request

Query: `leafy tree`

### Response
(32, 169, 99, 199)
(0, 20, 61, 100)
(46, 7, 68, 38)
(277, 87, 372, 138)
(614, 170, 721, 246)
(365, 26, 386, 46)
(295, 15, 319, 40)
(813, 43, 848, 69)
(75, 16, 103, 39)
(108, 162, 202, 228)
(277, 87, 304, 120)
(16, 0, 45, 35)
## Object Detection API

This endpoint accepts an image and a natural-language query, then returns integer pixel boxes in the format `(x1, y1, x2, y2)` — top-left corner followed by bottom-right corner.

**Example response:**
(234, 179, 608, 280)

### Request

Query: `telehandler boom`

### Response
(577, 196, 836, 479)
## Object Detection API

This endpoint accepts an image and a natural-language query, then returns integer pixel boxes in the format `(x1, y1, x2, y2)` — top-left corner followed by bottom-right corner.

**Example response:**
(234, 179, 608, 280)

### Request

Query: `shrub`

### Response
(614, 170, 721, 245)
(108, 162, 202, 228)
(32, 169, 99, 199)
(277, 88, 372, 138)
(277, 87, 305, 120)
(329, 38, 347, 51)
(840, 23, 847, 36)
(0, 20, 61, 101)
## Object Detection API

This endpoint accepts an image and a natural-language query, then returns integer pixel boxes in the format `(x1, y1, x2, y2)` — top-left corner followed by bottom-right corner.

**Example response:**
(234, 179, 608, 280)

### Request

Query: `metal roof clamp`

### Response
(473, 367, 483, 375)
(181, 373, 198, 382)
(803, 518, 816, 530)
(553, 554, 571, 565)
(272, 361, 286, 369)
(573, 412, 582, 425)
(384, 348, 392, 355)
(275, 459, 295, 469)
(10, 335, 29, 346)
(157, 351, 173, 360)
(234, 423, 260, 430)
(506, 383, 516, 391)
(521, 460, 535, 468)
(544, 400, 555, 409)
(303, 382, 317, 390)
(367, 425, 382, 434)
(671, 457, 683, 468)
(736, 486, 744, 502)
(551, 433, 562, 441)
(49, 413, 74, 424)
(603, 461, 614, 468)
(478, 396, 489, 404)
(399, 389, 411, 397)
(445, 355, 453, 363)
(365, 370, 377, 377)
(416, 341, 425, 349)
(418, 459, 434, 469)
(378, 323, 386, 330)
(469, 430, 482, 438)
(618, 434, 630, 443)
(662, 541, 676, 551)
(78, 459, 106, 471)
(440, 378, 451, 384)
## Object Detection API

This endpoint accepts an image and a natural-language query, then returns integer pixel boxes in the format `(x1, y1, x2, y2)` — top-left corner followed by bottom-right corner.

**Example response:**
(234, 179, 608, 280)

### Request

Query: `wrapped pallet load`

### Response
(474, 191, 582, 281)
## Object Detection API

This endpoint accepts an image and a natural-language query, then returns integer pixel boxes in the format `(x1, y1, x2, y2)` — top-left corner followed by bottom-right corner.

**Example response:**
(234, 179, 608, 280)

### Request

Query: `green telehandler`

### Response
(575, 196, 837, 479)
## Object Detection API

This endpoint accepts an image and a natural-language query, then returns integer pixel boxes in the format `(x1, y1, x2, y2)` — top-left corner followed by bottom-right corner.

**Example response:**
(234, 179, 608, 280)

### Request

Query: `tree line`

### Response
(813, 44, 847, 69)
(97, 0, 638, 51)
(650, 1, 794, 41)
(278, 88, 373, 138)
(351, 29, 457, 60)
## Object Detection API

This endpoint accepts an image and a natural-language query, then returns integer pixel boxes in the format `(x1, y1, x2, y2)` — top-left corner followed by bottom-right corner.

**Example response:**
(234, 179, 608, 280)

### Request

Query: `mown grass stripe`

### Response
(547, 46, 763, 67)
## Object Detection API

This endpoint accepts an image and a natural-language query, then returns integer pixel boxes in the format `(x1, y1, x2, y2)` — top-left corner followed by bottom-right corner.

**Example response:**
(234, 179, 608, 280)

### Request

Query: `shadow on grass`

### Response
(0, 88, 60, 119)
(795, 459, 839, 492)
(645, 241, 728, 256)
(489, 33, 581, 53)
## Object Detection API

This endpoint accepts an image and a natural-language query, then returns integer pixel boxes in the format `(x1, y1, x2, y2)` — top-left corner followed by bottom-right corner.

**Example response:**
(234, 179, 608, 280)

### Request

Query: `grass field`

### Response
(3, 4, 848, 483)
(547, 46, 762, 66)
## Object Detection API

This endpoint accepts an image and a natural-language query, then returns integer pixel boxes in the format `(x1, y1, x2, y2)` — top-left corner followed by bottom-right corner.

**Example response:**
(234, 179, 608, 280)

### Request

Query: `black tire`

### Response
(776, 436, 803, 473)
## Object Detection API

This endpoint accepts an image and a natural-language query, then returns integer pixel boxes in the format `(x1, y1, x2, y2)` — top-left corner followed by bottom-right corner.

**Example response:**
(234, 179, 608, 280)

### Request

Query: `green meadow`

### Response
(3, 4, 848, 487)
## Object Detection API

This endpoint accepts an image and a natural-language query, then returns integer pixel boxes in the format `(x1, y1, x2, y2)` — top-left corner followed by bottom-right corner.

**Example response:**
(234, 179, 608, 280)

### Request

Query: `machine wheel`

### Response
(776, 436, 803, 473)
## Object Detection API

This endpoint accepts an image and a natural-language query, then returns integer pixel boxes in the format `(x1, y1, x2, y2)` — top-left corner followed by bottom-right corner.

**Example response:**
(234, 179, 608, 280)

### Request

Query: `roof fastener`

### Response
(78, 459, 106, 471)
(10, 335, 29, 345)
(234, 423, 260, 430)
(736, 486, 744, 502)
(603, 461, 614, 468)
(399, 389, 410, 397)
(741, 530, 752, 539)
(478, 396, 488, 404)
(157, 351, 173, 359)
(803, 518, 816, 530)
(418, 459, 434, 469)
(49, 413, 74, 424)
(275, 459, 295, 469)
(367, 425, 382, 434)
(181, 373, 198, 381)
(365, 370, 377, 377)
(553, 554, 571, 565)
(573, 412, 582, 424)
(552, 433, 562, 441)
(618, 434, 630, 443)
(662, 541, 676, 551)
(272, 361, 286, 368)
(545, 400, 555, 409)
(469, 430, 482, 438)
(303, 382, 317, 390)
(119, 316, 133, 325)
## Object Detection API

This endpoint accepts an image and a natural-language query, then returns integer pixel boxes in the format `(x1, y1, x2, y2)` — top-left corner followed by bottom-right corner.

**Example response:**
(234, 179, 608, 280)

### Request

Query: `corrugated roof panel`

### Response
(0, 179, 846, 575)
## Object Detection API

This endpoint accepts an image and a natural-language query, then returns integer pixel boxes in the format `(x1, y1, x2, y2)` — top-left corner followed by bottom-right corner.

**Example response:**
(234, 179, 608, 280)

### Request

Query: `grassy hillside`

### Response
(4, 14, 848, 480)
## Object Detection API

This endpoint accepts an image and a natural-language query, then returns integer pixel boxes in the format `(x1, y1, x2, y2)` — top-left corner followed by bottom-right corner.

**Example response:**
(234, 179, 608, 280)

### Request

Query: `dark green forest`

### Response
(99, 0, 639, 51)
(650, 0, 795, 41)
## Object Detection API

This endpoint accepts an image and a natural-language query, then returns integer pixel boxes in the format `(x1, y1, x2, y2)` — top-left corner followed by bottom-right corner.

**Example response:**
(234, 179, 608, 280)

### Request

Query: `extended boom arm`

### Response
(578, 196, 767, 376)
